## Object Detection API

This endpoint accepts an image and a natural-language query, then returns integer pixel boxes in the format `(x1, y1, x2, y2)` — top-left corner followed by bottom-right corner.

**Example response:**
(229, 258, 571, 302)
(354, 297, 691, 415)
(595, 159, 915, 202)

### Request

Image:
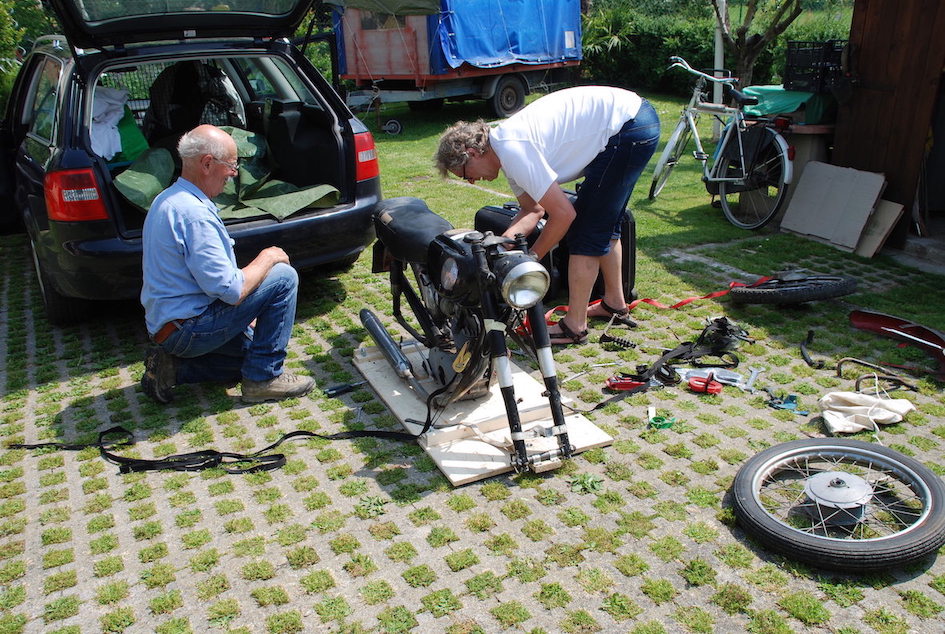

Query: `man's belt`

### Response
(152, 321, 180, 344)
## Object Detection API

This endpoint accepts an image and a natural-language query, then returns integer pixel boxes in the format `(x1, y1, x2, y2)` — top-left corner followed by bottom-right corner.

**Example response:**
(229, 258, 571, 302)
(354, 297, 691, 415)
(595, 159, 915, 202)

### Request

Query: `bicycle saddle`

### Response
(724, 84, 758, 107)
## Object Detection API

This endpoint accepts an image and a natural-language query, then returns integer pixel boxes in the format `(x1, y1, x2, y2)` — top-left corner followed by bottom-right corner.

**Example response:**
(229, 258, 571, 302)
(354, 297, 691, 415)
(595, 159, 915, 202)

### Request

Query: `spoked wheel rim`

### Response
(719, 134, 788, 230)
(749, 444, 933, 542)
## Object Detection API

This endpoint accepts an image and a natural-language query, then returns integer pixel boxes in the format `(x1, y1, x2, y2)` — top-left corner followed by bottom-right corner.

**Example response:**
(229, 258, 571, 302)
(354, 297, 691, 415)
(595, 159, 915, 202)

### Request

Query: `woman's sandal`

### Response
(590, 299, 637, 328)
(548, 320, 588, 345)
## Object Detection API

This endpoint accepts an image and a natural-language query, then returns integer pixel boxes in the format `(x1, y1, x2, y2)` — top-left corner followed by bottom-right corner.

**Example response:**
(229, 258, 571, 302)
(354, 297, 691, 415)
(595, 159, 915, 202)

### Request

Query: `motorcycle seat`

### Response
(373, 197, 454, 264)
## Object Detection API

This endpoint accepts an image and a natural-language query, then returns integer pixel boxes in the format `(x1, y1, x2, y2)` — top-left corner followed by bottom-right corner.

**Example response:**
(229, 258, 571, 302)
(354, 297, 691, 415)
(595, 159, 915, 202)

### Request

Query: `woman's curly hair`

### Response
(433, 119, 492, 176)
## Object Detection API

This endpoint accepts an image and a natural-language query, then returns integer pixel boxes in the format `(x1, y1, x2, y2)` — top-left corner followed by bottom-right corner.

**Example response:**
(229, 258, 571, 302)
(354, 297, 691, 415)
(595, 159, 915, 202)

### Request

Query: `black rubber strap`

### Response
(8, 427, 134, 452)
(8, 424, 427, 475)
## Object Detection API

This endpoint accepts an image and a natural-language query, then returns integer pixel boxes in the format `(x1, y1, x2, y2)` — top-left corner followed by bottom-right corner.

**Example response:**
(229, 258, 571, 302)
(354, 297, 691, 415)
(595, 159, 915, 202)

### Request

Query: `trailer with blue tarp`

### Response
(328, 0, 582, 122)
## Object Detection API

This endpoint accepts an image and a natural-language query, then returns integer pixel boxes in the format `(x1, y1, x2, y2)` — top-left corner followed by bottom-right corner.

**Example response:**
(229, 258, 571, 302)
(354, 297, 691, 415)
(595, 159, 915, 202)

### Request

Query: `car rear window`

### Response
(78, 0, 300, 22)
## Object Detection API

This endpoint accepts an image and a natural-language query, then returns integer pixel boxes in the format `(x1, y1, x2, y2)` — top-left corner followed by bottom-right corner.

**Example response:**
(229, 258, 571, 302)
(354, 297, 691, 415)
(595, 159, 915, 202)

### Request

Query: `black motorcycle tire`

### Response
(728, 275, 856, 304)
(732, 438, 945, 571)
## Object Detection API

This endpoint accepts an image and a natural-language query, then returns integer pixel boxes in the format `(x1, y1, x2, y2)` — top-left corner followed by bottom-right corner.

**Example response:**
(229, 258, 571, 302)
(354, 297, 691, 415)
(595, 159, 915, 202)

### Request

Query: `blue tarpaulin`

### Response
(435, 0, 582, 71)
(334, 0, 581, 77)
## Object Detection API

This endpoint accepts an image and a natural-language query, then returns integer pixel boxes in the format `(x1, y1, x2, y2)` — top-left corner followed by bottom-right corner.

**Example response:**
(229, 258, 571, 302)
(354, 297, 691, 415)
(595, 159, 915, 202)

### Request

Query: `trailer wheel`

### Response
(490, 75, 525, 118)
(383, 119, 402, 135)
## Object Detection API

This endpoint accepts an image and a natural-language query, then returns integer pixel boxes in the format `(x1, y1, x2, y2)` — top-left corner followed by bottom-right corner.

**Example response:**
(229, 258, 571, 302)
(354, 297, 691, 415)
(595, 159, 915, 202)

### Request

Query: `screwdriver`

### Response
(323, 380, 367, 397)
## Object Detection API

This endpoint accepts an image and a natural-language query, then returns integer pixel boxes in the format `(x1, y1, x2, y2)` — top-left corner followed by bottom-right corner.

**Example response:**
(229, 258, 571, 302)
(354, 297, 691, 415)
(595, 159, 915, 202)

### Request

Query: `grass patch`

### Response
(777, 591, 831, 625)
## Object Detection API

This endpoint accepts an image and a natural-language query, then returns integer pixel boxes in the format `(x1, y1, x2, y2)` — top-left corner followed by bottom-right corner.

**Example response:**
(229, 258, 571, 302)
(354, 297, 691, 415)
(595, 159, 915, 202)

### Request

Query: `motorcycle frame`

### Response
(376, 234, 575, 471)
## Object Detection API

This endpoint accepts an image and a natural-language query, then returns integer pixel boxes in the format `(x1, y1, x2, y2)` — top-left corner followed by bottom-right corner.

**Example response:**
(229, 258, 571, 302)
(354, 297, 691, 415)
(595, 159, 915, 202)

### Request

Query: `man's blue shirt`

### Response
(141, 177, 244, 336)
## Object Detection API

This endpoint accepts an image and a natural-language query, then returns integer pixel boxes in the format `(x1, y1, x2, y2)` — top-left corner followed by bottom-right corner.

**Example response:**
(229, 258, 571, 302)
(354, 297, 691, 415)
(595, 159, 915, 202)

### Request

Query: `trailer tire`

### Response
(490, 75, 525, 118)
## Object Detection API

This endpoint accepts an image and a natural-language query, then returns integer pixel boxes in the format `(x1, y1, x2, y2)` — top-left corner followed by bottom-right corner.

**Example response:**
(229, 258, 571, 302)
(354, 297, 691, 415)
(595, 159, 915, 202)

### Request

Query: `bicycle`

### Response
(648, 56, 793, 230)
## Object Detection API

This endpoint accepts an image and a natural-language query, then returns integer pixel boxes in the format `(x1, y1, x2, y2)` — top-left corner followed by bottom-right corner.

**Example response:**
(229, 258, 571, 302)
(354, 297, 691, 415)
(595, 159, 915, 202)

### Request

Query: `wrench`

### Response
(742, 366, 766, 393)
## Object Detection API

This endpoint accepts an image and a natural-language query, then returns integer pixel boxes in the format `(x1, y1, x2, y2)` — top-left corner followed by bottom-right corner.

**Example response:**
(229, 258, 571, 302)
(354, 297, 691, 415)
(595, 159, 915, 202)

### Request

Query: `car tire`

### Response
(30, 238, 89, 326)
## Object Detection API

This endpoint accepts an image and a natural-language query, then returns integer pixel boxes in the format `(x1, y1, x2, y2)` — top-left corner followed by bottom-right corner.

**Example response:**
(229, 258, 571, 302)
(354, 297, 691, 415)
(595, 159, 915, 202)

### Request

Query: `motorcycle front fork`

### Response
(474, 243, 573, 472)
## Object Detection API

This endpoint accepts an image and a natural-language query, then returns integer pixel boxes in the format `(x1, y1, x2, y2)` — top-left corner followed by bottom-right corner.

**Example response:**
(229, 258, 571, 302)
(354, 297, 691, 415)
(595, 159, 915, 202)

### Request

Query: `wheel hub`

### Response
(803, 471, 873, 525)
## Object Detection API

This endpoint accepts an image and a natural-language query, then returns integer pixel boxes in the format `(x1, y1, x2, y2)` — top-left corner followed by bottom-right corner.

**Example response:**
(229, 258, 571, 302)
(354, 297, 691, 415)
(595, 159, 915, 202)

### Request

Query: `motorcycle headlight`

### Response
(429, 232, 478, 304)
(493, 253, 550, 309)
(440, 257, 459, 291)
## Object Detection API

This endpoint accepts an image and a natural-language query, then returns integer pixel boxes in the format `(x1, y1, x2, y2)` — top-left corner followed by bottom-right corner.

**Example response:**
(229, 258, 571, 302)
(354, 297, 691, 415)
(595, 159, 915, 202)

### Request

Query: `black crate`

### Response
(784, 39, 847, 93)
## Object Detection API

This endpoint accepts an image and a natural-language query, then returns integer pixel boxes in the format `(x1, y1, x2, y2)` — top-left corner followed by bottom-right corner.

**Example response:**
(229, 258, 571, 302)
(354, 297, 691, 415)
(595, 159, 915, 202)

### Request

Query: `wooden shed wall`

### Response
(831, 0, 945, 240)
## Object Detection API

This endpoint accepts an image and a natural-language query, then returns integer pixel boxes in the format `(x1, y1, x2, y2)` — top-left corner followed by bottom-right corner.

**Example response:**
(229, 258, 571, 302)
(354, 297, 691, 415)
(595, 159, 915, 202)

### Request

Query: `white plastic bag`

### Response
(818, 391, 915, 434)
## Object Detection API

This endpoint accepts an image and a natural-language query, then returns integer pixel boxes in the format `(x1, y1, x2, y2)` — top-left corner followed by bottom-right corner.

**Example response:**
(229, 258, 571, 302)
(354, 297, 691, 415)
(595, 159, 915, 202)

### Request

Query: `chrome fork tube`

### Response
(527, 302, 573, 460)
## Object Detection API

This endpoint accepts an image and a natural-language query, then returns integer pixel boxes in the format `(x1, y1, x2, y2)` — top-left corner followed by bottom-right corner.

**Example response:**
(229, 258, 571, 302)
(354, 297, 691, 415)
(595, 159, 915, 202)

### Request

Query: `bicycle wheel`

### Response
(729, 275, 857, 304)
(718, 127, 789, 229)
(648, 116, 695, 200)
(732, 438, 945, 571)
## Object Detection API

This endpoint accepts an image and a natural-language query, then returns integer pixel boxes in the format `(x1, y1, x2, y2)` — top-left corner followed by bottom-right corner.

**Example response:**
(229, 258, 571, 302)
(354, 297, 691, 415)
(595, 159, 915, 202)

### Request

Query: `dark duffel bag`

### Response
(474, 196, 636, 302)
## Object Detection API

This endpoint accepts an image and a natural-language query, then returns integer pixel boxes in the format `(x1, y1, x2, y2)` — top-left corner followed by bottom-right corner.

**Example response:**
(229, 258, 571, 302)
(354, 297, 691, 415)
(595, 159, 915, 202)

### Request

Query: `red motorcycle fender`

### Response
(849, 309, 945, 376)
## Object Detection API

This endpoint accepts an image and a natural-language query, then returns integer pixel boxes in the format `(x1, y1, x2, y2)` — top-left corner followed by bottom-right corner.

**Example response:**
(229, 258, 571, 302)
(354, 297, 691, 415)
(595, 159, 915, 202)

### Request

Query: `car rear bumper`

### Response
(38, 188, 380, 302)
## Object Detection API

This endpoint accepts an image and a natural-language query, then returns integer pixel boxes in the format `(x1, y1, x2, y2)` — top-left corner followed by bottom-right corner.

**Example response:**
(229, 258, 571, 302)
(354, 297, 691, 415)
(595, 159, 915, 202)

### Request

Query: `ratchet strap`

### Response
(625, 275, 772, 310)
(539, 276, 772, 328)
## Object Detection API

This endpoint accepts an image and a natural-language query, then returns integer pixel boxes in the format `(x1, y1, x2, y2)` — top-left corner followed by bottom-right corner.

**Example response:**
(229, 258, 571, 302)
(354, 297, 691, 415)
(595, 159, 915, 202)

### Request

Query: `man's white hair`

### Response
(178, 126, 231, 161)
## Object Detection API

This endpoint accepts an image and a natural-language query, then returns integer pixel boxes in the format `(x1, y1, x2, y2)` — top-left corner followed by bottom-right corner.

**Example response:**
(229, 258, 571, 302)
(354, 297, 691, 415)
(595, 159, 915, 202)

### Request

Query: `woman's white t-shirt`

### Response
(490, 86, 643, 202)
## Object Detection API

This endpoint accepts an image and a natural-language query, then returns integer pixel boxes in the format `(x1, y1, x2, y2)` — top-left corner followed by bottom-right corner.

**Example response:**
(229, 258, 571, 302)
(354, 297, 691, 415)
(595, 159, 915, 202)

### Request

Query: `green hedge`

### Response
(580, 2, 852, 95)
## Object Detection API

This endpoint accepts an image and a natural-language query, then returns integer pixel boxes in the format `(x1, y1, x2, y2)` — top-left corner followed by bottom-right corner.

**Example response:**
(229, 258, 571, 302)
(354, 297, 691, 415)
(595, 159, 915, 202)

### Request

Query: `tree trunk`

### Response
(711, 0, 803, 88)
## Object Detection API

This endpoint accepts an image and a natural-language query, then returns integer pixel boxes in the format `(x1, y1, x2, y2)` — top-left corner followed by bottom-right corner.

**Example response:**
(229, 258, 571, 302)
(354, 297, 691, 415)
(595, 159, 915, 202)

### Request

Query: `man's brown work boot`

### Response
(241, 373, 315, 403)
(141, 344, 178, 404)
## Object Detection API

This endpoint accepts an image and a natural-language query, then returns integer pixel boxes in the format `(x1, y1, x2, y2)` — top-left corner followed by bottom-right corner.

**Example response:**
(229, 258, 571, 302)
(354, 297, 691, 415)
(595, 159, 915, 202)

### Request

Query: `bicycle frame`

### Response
(673, 75, 756, 187)
(692, 102, 743, 185)
(649, 56, 793, 230)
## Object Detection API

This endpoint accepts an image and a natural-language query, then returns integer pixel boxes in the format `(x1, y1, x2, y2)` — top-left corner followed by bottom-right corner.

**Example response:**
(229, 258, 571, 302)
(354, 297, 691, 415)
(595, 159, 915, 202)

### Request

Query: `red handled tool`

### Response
(687, 372, 723, 394)
(605, 374, 648, 391)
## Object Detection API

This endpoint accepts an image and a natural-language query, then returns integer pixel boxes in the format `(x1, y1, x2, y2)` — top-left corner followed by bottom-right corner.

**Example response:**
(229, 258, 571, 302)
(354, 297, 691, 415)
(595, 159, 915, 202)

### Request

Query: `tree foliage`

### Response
(580, 0, 852, 94)
(0, 0, 23, 59)
(12, 0, 59, 50)
(0, 0, 24, 109)
(711, 0, 802, 87)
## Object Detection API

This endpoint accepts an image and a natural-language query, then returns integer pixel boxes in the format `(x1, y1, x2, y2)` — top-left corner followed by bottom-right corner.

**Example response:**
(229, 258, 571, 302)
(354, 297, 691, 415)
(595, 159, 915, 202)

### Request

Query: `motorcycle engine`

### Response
(424, 303, 493, 404)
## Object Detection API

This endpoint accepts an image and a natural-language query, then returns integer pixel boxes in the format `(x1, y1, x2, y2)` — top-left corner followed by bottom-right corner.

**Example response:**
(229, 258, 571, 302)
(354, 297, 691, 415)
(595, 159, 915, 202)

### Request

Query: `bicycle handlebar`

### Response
(668, 56, 738, 85)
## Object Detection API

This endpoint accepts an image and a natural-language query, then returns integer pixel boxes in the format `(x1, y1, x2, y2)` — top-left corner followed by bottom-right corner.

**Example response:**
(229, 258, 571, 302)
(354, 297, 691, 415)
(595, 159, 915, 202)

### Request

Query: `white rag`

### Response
(90, 87, 129, 160)
(818, 391, 916, 434)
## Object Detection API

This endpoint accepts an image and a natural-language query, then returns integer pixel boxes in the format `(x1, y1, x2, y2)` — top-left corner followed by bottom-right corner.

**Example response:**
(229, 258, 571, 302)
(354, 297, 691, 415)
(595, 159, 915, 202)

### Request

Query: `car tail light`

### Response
(354, 131, 380, 182)
(45, 168, 108, 222)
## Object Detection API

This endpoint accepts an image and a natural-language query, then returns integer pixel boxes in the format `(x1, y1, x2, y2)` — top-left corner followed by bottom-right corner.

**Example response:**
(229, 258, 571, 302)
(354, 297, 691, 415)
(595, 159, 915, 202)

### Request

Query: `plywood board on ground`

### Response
(354, 343, 613, 485)
(854, 199, 906, 257)
(780, 161, 886, 250)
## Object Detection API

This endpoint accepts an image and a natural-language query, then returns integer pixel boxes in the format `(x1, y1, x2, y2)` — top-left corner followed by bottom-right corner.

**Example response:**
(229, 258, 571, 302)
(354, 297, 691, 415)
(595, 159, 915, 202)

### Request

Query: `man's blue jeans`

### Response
(158, 263, 299, 385)
(568, 99, 660, 256)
